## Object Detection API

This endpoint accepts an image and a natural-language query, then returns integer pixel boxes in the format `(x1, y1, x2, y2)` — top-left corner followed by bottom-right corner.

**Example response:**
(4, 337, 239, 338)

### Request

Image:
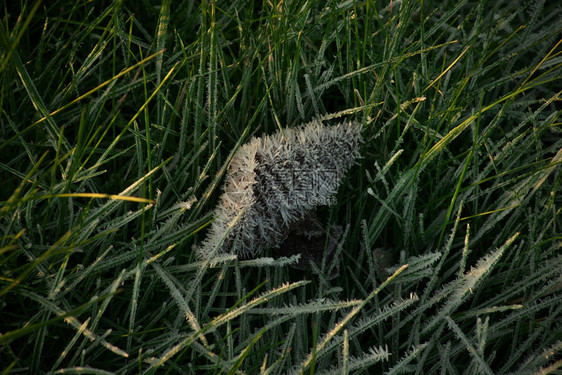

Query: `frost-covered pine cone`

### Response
(194, 119, 362, 261)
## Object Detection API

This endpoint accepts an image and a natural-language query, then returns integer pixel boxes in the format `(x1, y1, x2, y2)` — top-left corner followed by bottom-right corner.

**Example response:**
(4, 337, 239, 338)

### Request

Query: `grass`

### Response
(1, 0, 561, 373)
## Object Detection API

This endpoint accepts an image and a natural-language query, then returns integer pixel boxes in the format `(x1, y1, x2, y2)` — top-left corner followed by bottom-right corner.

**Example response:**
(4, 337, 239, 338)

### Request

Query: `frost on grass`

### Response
(194, 119, 362, 264)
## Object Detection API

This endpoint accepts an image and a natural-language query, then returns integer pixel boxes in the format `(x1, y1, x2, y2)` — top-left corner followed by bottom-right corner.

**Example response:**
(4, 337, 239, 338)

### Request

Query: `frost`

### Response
(194, 119, 363, 260)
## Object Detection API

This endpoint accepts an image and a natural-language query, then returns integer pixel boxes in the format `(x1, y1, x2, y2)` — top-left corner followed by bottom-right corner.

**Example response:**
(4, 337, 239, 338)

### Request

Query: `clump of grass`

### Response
(1, 0, 561, 374)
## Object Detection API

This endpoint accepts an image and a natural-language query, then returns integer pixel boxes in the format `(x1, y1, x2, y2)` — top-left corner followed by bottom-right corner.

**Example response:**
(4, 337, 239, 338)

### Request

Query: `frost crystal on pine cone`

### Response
(195, 119, 362, 260)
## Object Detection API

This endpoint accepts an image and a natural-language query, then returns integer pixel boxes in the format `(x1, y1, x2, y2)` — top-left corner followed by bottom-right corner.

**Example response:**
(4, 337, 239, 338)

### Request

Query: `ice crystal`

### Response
(195, 119, 362, 263)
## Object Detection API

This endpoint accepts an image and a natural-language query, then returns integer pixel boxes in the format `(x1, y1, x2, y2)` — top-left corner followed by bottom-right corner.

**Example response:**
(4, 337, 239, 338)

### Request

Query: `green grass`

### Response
(1, 0, 561, 373)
